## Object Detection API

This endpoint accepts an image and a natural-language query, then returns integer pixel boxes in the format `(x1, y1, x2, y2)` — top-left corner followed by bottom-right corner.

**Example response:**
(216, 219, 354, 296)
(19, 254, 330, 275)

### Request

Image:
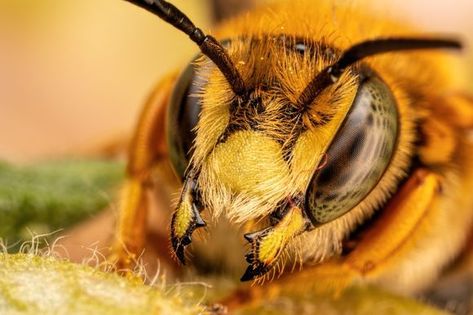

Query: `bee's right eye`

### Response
(304, 74, 398, 225)
(167, 60, 204, 180)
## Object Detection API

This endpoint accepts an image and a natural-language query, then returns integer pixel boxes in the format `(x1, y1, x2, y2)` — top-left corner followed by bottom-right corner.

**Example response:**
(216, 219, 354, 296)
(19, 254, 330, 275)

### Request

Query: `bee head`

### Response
(126, 0, 462, 279)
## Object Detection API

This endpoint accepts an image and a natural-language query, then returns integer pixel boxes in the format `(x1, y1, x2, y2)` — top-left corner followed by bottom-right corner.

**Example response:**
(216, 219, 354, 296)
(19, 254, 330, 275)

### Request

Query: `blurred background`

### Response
(1, 0, 472, 162)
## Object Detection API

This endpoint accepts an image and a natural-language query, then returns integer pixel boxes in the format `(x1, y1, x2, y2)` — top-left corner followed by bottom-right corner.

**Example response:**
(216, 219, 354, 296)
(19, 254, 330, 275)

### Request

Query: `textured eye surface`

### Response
(305, 75, 398, 224)
(167, 40, 231, 179)
(167, 61, 203, 179)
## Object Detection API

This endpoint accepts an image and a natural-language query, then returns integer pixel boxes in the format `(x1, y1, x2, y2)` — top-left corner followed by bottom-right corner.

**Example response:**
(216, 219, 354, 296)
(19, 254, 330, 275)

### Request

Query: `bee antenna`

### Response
(125, 0, 247, 96)
(298, 37, 463, 107)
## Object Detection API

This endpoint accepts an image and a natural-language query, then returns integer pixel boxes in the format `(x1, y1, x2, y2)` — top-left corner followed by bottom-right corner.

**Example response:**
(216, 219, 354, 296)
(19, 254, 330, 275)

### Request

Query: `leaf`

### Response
(0, 253, 204, 315)
(0, 159, 124, 249)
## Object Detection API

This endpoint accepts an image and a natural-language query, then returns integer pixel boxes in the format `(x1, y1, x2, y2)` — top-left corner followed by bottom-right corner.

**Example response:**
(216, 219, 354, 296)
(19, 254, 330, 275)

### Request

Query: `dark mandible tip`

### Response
(124, 0, 247, 96)
(298, 36, 463, 107)
(240, 262, 269, 282)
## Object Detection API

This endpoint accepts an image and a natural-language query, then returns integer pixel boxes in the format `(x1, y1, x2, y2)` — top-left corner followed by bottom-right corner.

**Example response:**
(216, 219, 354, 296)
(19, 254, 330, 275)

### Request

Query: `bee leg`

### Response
(220, 169, 440, 308)
(343, 168, 439, 275)
(170, 171, 206, 264)
(111, 73, 176, 270)
(259, 169, 439, 290)
(241, 199, 312, 281)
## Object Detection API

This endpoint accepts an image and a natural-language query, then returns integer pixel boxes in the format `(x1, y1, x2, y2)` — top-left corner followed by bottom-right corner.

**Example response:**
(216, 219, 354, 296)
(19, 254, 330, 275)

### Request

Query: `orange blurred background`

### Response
(0, 0, 472, 162)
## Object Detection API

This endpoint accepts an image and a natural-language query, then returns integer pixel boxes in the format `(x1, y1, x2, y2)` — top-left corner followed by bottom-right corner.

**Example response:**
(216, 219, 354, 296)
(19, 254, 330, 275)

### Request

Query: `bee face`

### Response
(125, 0, 464, 283)
(169, 36, 399, 227)
(167, 35, 406, 280)
(170, 37, 353, 218)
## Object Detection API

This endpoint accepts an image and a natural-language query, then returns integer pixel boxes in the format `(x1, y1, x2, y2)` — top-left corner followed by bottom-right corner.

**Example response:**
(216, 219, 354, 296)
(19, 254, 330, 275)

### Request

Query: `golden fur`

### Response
(113, 0, 473, 295)
(183, 0, 473, 291)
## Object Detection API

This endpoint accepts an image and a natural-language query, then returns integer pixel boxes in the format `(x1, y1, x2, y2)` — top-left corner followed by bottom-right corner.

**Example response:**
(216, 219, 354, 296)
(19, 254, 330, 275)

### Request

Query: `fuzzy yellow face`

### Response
(195, 37, 359, 223)
(168, 32, 409, 280)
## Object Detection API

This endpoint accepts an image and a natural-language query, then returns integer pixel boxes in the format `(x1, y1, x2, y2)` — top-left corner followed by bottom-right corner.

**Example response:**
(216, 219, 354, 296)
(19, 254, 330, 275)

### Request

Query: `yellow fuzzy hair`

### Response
(181, 0, 471, 290)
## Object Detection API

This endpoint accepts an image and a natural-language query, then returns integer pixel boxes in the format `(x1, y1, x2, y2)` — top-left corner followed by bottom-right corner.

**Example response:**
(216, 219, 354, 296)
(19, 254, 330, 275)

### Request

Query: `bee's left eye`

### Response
(167, 40, 231, 180)
(167, 60, 203, 180)
(305, 75, 399, 225)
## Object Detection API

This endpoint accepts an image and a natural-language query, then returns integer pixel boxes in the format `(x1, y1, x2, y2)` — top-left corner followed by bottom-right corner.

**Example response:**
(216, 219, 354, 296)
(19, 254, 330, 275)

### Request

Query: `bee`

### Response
(114, 0, 473, 298)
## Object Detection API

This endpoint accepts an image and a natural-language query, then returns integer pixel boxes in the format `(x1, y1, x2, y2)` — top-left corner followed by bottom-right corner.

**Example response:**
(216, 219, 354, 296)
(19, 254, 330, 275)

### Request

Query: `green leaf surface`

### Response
(0, 159, 124, 249)
(0, 253, 203, 315)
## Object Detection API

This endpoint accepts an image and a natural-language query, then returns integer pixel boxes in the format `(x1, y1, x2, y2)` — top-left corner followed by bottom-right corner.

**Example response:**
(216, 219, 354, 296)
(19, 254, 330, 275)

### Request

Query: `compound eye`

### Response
(305, 75, 398, 225)
(167, 39, 231, 180)
(167, 59, 205, 180)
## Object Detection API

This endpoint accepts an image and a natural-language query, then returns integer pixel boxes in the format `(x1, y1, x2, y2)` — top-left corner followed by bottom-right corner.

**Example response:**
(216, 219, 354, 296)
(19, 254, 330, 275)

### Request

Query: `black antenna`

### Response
(125, 0, 247, 96)
(298, 37, 462, 107)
